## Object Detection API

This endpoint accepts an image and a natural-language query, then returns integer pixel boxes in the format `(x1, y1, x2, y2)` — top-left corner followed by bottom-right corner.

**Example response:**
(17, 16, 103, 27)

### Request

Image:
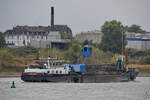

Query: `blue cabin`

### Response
(82, 46, 91, 57)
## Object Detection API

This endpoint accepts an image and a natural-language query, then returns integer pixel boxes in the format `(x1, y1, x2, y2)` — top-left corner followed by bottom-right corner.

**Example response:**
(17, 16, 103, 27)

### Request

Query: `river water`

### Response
(0, 77, 150, 100)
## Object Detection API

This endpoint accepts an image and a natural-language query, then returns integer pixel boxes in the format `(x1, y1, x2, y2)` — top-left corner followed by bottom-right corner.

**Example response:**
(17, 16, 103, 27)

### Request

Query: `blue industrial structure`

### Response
(125, 38, 150, 50)
(82, 46, 92, 57)
(63, 64, 86, 72)
(126, 38, 150, 41)
(7, 43, 15, 47)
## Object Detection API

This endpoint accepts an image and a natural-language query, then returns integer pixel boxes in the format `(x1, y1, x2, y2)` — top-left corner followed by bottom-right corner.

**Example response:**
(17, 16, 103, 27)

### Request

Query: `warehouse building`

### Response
(125, 32, 150, 50)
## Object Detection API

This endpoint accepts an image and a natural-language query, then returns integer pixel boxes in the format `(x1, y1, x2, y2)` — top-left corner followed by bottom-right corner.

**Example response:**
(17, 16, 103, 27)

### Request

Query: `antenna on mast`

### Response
(122, 27, 124, 55)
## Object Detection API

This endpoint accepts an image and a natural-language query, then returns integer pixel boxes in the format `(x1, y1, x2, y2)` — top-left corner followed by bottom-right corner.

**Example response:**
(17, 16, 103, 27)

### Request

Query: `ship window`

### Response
(56, 70, 58, 74)
(60, 71, 62, 74)
(49, 62, 51, 66)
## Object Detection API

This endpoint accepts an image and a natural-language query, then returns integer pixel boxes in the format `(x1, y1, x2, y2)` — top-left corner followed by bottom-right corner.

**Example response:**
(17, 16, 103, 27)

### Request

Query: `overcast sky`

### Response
(0, 0, 150, 35)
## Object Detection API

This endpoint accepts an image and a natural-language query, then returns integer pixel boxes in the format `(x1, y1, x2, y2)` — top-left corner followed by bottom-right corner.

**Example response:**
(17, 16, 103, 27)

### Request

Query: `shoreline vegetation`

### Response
(0, 46, 150, 77)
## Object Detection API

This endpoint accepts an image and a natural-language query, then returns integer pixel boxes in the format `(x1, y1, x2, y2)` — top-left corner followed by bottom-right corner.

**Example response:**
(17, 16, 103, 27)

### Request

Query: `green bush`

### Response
(65, 43, 81, 63)
(0, 50, 14, 70)
(128, 49, 149, 58)
(140, 56, 150, 64)
(39, 48, 65, 60)
(8, 46, 38, 57)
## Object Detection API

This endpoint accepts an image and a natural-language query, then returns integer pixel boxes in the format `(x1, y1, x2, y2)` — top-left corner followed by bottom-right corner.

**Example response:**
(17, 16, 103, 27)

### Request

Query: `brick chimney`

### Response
(51, 6, 54, 31)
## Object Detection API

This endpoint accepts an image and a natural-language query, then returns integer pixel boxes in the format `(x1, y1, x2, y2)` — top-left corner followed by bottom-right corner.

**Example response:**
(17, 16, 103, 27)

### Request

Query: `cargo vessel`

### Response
(21, 46, 139, 83)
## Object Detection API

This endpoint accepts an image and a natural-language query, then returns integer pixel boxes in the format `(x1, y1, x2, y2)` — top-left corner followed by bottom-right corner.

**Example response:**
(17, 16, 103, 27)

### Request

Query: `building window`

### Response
(23, 40, 25, 46)
(37, 35, 39, 39)
(27, 35, 29, 39)
(32, 34, 34, 39)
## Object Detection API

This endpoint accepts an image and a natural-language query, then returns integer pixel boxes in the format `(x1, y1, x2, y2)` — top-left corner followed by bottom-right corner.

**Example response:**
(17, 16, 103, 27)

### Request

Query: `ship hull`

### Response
(21, 72, 132, 83)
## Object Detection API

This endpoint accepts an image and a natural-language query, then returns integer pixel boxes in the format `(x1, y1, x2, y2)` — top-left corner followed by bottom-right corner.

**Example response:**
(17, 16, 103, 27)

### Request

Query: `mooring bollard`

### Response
(11, 81, 16, 88)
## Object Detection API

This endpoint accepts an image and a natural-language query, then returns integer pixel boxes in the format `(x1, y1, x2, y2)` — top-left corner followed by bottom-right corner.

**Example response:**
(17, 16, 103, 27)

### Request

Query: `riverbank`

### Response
(138, 73, 150, 77)
(0, 72, 21, 78)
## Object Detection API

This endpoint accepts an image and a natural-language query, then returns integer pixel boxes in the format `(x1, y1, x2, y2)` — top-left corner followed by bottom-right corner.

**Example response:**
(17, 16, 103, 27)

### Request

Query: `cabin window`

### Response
(60, 71, 62, 74)
(84, 47, 87, 52)
(56, 70, 58, 74)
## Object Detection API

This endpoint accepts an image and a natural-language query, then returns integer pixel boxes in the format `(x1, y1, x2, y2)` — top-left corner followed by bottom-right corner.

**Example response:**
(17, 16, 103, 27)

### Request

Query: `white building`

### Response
(75, 30, 103, 43)
(4, 25, 72, 48)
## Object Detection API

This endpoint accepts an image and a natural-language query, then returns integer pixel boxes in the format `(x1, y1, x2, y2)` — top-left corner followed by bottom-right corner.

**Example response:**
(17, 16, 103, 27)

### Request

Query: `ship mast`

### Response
(122, 27, 128, 65)
(122, 27, 124, 56)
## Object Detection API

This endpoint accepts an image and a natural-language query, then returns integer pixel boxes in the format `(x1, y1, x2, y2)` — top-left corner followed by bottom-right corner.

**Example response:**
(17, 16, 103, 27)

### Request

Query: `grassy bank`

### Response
(127, 64, 150, 76)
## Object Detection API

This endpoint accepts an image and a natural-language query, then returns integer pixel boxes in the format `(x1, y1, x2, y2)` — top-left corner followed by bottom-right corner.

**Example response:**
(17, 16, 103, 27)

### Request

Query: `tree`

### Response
(83, 40, 89, 45)
(60, 32, 73, 39)
(83, 40, 92, 45)
(100, 20, 126, 54)
(0, 32, 6, 48)
(65, 43, 81, 63)
(0, 50, 14, 70)
(140, 56, 150, 64)
(127, 24, 145, 33)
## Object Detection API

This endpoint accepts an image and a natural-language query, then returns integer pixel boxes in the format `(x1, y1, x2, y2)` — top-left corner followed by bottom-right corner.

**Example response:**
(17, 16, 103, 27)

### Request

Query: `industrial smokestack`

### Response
(51, 6, 54, 31)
